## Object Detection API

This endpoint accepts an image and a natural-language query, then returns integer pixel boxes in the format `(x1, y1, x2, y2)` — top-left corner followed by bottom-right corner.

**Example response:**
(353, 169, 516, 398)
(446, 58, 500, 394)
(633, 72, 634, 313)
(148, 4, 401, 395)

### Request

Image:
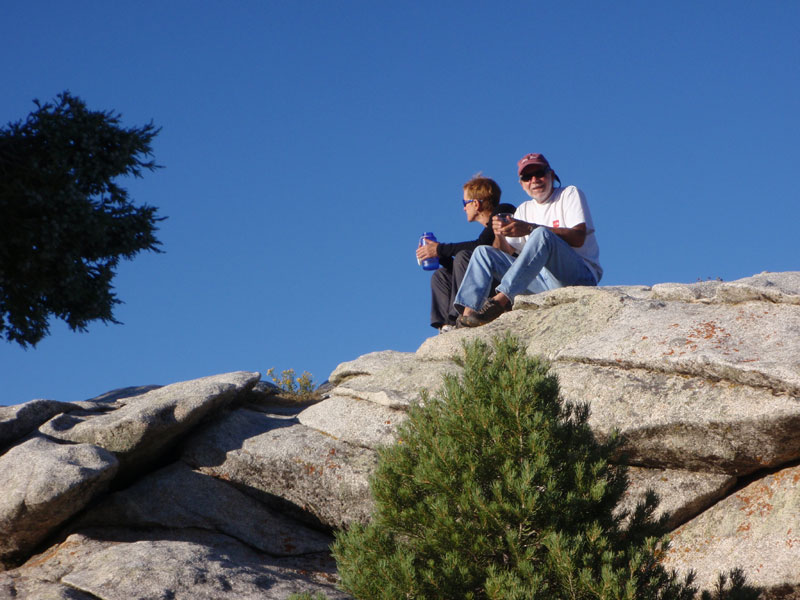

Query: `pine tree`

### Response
(0, 91, 162, 346)
(333, 335, 730, 599)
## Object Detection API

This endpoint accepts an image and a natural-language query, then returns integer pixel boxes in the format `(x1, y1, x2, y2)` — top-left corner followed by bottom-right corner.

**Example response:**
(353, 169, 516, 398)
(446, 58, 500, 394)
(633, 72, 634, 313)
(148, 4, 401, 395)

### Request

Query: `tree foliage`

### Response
(0, 91, 163, 346)
(332, 335, 758, 599)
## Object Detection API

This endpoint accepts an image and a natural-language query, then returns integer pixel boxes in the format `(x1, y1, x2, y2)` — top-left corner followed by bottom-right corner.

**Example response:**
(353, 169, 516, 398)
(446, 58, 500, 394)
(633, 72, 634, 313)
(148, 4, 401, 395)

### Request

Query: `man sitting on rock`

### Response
(454, 153, 602, 327)
(416, 175, 516, 332)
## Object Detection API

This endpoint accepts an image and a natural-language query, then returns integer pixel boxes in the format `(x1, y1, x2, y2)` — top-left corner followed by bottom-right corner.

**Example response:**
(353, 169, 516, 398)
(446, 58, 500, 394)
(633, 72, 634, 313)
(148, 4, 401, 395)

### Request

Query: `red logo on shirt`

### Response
(552, 220, 560, 228)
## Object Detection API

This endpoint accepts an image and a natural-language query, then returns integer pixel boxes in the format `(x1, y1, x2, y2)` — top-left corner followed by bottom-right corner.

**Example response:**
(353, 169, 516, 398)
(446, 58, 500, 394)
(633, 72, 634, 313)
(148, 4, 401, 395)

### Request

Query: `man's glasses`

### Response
(519, 168, 550, 182)
(462, 198, 479, 207)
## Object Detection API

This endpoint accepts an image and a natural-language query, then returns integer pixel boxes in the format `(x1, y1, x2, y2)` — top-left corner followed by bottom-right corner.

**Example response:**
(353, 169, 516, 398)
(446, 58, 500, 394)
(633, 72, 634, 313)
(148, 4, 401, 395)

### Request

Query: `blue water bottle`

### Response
(419, 232, 440, 271)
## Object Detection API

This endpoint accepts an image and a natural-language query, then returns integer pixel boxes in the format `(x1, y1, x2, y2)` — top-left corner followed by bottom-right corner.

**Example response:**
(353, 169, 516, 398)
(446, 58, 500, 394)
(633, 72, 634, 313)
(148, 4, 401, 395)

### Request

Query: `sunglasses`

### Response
(519, 168, 550, 182)
(462, 198, 479, 207)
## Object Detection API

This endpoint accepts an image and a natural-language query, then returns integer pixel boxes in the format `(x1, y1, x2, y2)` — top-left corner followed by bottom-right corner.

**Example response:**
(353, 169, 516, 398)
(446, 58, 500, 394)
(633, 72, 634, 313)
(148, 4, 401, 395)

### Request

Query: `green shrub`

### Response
(700, 569, 758, 600)
(266, 367, 315, 400)
(333, 335, 733, 599)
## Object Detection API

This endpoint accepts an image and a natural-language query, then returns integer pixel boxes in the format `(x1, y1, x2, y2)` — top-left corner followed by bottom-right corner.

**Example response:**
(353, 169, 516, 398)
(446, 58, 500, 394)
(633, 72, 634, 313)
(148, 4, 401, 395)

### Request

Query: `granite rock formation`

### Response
(1, 271, 798, 599)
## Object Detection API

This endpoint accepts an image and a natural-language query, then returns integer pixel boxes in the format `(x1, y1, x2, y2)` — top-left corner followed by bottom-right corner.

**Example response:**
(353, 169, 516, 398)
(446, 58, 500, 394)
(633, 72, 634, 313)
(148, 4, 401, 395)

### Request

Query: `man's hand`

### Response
(492, 216, 588, 248)
(492, 215, 535, 237)
(416, 241, 439, 261)
(492, 233, 517, 255)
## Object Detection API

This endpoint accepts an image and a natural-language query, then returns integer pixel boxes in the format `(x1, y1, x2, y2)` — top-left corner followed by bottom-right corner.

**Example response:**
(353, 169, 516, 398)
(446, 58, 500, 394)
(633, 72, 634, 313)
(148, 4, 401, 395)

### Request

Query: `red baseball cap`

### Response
(517, 153, 552, 175)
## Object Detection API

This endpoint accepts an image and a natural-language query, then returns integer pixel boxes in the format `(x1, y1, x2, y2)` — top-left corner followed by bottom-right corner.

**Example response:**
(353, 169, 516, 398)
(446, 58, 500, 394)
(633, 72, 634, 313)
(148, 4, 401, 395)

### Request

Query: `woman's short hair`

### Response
(462, 175, 501, 209)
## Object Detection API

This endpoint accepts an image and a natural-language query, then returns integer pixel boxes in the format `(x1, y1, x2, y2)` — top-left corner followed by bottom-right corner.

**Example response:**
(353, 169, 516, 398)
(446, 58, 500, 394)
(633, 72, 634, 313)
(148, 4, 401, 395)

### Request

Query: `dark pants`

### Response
(430, 250, 473, 329)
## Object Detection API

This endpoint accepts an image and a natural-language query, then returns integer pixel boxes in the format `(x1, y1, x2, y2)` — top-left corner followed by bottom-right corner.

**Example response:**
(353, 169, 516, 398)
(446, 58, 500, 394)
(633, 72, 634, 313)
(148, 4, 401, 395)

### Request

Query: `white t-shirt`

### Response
(506, 185, 602, 282)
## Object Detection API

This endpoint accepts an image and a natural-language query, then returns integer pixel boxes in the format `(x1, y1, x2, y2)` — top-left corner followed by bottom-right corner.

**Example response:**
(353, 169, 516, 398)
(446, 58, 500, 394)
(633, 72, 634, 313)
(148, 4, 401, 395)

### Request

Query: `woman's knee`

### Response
(453, 249, 473, 269)
(431, 266, 451, 289)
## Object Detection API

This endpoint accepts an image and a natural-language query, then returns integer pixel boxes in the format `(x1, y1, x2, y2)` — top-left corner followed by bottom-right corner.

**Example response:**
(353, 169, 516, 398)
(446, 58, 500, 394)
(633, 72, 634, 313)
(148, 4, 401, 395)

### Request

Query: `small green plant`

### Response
(266, 367, 315, 399)
(287, 593, 329, 600)
(332, 334, 756, 599)
(700, 569, 758, 600)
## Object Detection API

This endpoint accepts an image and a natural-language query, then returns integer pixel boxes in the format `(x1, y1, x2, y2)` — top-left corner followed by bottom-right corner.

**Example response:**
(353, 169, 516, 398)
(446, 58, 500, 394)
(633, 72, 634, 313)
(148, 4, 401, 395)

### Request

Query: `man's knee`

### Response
(519, 226, 558, 257)
(529, 226, 555, 244)
(471, 245, 497, 263)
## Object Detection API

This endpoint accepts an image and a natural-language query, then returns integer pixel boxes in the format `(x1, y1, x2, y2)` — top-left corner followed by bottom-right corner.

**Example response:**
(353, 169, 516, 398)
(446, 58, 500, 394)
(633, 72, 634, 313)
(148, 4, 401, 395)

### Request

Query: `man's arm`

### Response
(550, 223, 587, 247)
(495, 217, 587, 248)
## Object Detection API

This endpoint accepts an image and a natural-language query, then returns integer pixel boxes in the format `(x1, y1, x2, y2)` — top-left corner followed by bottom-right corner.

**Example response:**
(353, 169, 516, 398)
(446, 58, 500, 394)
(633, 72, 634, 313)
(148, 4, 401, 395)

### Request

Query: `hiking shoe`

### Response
(439, 324, 456, 334)
(456, 299, 510, 328)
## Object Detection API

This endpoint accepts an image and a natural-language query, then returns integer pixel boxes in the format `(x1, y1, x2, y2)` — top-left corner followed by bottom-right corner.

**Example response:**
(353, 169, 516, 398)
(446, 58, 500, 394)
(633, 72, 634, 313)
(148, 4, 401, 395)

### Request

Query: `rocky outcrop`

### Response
(662, 464, 800, 593)
(0, 371, 353, 599)
(182, 408, 377, 529)
(0, 271, 798, 598)
(0, 437, 118, 569)
(38, 372, 258, 474)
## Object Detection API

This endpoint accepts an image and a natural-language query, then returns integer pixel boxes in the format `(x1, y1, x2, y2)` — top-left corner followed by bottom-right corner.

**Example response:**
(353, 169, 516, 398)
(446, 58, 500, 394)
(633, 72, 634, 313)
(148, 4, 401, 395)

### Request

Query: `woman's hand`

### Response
(416, 241, 439, 261)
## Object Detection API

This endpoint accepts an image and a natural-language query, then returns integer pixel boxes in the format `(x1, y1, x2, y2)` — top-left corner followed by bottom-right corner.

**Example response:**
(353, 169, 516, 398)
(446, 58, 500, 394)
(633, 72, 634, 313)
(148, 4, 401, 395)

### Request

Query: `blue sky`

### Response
(2, 1, 798, 406)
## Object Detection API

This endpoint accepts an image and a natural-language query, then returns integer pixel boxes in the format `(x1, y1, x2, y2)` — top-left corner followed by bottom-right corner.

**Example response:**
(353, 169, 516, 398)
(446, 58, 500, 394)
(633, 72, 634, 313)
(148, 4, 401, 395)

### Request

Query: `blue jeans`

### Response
(454, 227, 597, 311)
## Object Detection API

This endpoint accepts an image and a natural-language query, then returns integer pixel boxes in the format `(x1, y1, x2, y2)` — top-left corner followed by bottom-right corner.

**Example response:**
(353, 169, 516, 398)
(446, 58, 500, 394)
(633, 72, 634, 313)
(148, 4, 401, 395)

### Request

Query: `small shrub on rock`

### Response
(333, 335, 726, 599)
(700, 569, 758, 600)
(266, 367, 315, 400)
